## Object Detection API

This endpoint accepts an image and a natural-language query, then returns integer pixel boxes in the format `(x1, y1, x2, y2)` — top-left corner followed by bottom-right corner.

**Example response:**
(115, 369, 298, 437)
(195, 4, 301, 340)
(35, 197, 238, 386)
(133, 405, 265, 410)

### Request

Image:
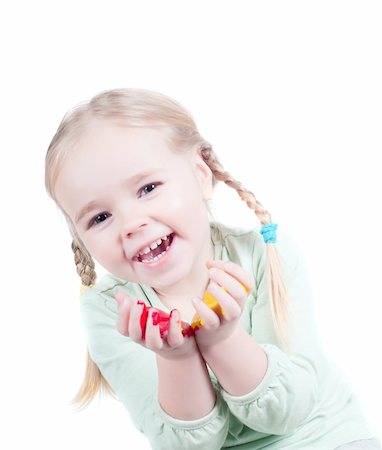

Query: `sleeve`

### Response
(79, 289, 230, 450)
(218, 228, 322, 435)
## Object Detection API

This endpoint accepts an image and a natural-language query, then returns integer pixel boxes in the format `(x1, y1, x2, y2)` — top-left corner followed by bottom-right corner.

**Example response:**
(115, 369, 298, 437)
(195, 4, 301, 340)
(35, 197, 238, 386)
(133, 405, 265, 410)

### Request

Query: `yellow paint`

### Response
(190, 279, 249, 330)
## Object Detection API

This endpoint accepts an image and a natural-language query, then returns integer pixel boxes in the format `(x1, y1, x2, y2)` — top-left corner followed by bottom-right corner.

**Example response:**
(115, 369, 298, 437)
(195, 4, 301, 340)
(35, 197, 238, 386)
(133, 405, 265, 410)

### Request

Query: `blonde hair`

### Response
(45, 87, 293, 411)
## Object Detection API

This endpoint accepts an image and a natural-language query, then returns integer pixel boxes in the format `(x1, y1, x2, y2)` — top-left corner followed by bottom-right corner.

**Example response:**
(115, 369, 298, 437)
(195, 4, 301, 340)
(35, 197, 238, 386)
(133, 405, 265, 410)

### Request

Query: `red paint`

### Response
(151, 308, 176, 339)
(181, 326, 196, 337)
(137, 300, 149, 340)
(137, 301, 195, 340)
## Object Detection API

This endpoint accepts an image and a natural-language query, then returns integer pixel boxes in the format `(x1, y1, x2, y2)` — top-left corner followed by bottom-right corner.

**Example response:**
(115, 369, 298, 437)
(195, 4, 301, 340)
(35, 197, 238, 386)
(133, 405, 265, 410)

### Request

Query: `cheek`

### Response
(166, 180, 205, 218)
(166, 194, 205, 229)
(81, 233, 114, 265)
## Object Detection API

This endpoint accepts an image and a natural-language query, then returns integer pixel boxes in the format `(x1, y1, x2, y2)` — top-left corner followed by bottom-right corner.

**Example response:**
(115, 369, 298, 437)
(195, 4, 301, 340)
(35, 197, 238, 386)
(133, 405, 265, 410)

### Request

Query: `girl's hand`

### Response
(115, 292, 198, 361)
(191, 260, 255, 349)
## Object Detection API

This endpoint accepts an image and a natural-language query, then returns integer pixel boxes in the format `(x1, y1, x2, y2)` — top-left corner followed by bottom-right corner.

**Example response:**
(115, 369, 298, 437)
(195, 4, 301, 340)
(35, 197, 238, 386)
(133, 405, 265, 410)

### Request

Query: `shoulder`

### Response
(83, 273, 130, 298)
(210, 220, 262, 258)
(80, 273, 140, 318)
(211, 219, 295, 248)
(211, 221, 305, 274)
(210, 220, 261, 242)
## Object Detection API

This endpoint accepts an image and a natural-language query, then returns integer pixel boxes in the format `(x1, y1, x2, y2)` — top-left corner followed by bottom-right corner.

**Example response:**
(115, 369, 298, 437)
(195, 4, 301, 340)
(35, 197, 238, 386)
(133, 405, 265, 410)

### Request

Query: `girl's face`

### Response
(54, 121, 214, 295)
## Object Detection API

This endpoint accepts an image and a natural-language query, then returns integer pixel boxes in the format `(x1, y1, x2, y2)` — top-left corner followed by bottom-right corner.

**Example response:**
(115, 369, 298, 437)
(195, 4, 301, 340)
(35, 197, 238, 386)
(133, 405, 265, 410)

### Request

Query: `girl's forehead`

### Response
(75, 124, 192, 164)
(82, 124, 168, 152)
(55, 125, 196, 196)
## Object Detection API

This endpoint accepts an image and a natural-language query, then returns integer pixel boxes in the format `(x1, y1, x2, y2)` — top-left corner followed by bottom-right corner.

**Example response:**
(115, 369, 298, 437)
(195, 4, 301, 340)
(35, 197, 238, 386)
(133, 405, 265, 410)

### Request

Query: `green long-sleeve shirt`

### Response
(80, 221, 377, 449)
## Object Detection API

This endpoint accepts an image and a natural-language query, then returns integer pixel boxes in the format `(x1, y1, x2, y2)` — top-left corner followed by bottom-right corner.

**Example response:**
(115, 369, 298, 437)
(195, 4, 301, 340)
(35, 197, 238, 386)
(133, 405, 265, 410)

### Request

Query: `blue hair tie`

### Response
(260, 222, 278, 243)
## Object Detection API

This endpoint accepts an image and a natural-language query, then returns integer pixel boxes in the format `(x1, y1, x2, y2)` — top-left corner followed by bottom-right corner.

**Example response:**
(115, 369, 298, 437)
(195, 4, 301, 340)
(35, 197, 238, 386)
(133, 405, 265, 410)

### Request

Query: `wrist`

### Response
(156, 336, 200, 362)
(197, 325, 268, 396)
(197, 323, 245, 354)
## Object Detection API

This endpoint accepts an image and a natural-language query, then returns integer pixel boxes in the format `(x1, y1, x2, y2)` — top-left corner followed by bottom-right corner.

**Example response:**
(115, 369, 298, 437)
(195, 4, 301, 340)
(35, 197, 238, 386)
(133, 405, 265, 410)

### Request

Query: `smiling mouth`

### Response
(135, 233, 175, 263)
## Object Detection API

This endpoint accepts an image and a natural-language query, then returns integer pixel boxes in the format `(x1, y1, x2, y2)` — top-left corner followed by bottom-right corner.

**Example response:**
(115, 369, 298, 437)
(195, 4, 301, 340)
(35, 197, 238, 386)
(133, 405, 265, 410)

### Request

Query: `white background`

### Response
(0, 0, 380, 448)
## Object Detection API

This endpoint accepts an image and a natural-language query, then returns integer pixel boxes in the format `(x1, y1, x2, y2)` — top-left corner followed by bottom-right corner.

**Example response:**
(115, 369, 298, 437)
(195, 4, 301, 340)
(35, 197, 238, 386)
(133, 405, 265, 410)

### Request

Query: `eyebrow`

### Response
(74, 170, 160, 224)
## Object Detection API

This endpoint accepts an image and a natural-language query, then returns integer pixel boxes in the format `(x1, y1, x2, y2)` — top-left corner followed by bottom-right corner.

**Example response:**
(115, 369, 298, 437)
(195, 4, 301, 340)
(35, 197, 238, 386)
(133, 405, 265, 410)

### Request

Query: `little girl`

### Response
(45, 88, 380, 450)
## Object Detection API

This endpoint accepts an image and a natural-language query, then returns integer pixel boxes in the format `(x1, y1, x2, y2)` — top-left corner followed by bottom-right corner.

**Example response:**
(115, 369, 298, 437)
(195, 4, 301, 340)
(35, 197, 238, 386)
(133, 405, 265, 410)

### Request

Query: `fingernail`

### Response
(170, 309, 180, 324)
(136, 301, 146, 315)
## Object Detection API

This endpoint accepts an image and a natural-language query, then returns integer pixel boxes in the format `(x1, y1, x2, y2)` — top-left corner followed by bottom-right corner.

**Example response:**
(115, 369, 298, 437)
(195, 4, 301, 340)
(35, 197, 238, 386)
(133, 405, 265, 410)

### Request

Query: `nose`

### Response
(122, 222, 148, 260)
(120, 207, 148, 238)
(118, 200, 149, 241)
(123, 222, 148, 239)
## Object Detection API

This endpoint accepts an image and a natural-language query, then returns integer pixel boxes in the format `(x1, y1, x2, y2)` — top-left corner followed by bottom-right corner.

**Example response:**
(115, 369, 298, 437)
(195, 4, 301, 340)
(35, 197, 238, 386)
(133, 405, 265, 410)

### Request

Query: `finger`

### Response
(208, 266, 250, 306)
(191, 297, 220, 330)
(207, 280, 241, 321)
(166, 310, 184, 348)
(207, 260, 255, 294)
(129, 301, 145, 341)
(145, 309, 163, 351)
(116, 297, 132, 336)
(115, 290, 126, 306)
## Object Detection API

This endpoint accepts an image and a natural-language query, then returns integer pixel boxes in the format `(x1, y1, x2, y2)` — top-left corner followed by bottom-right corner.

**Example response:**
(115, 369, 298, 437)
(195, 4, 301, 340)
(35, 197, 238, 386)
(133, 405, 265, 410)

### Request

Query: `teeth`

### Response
(137, 234, 171, 257)
(141, 248, 168, 263)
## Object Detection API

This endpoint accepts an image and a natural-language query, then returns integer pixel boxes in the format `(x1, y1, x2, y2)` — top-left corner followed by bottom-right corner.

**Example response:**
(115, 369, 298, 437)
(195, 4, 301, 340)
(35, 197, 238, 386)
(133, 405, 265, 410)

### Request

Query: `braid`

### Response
(71, 241, 97, 287)
(200, 143, 293, 354)
(200, 143, 272, 224)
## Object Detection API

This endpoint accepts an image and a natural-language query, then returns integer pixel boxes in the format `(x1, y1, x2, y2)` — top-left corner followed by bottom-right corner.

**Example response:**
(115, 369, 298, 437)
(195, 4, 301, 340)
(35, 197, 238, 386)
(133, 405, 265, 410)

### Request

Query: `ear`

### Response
(190, 148, 213, 200)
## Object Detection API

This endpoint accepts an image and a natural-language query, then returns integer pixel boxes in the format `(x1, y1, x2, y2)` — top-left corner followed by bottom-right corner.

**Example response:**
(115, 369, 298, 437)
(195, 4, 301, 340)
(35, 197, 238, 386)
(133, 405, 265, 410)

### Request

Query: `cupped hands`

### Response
(191, 260, 255, 349)
(115, 292, 197, 361)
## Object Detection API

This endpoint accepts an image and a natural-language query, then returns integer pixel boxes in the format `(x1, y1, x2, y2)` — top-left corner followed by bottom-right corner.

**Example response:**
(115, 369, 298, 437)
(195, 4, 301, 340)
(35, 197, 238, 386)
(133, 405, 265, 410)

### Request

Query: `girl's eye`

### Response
(87, 183, 160, 229)
(89, 212, 110, 228)
(139, 182, 160, 196)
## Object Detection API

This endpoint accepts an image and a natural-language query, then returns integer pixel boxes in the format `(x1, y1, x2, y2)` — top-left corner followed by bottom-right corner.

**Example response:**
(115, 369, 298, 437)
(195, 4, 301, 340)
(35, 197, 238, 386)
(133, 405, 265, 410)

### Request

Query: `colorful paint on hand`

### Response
(190, 280, 250, 330)
(138, 279, 250, 340)
(138, 301, 195, 340)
